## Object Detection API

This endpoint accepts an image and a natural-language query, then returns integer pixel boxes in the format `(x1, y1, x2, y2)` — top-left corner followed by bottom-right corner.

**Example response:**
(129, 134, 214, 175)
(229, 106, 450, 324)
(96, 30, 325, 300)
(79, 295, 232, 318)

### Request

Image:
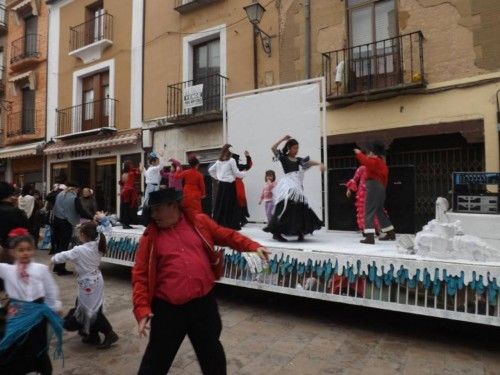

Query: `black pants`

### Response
(138, 293, 226, 375)
(52, 217, 72, 272)
(120, 202, 137, 226)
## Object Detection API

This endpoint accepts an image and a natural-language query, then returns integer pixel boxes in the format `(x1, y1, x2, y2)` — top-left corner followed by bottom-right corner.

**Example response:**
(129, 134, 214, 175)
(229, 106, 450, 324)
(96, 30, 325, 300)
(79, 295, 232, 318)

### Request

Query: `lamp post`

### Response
(244, 1, 272, 89)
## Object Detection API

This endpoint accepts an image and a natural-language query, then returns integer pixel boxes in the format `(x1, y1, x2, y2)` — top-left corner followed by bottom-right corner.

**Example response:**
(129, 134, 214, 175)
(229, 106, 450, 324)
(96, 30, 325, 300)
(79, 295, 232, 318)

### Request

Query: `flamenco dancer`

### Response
(209, 144, 246, 230)
(119, 160, 141, 229)
(174, 156, 206, 214)
(232, 150, 253, 227)
(346, 164, 386, 236)
(264, 135, 325, 242)
(354, 144, 395, 244)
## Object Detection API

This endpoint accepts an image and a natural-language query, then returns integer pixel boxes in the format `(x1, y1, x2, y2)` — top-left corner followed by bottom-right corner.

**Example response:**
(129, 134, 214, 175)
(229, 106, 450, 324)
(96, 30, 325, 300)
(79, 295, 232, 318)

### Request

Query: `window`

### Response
(21, 86, 35, 134)
(24, 15, 38, 57)
(347, 0, 399, 89)
(193, 39, 220, 112)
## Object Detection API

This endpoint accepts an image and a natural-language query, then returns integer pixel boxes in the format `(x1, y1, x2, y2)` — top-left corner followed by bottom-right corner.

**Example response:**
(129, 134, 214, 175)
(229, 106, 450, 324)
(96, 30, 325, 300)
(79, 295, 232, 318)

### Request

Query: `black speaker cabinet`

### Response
(328, 168, 358, 231)
(386, 165, 416, 234)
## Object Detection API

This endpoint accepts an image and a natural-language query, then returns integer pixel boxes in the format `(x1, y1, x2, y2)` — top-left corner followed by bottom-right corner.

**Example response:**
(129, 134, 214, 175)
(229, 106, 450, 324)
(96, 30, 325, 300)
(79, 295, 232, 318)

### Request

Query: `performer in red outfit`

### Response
(346, 165, 384, 236)
(132, 188, 269, 374)
(119, 160, 141, 229)
(174, 156, 206, 214)
(354, 144, 395, 244)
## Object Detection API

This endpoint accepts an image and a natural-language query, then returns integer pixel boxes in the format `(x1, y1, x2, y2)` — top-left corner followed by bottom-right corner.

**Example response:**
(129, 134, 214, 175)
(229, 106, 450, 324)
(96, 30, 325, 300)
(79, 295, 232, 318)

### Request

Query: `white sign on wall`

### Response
(183, 84, 204, 109)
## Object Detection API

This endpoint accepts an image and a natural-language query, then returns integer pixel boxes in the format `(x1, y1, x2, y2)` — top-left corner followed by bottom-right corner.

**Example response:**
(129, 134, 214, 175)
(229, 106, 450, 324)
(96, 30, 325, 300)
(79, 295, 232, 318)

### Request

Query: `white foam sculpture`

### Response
(413, 197, 500, 262)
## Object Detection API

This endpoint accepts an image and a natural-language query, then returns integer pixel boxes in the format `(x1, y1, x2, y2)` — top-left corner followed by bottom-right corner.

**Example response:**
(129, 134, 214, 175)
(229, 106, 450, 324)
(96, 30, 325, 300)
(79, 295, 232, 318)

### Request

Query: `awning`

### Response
(11, 0, 38, 15)
(0, 141, 44, 159)
(44, 130, 141, 155)
(9, 70, 36, 90)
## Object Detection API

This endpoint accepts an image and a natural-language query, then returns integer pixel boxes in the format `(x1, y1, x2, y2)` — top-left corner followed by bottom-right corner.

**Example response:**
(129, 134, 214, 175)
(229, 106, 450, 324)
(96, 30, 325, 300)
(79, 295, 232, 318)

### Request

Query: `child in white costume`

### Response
(52, 219, 118, 349)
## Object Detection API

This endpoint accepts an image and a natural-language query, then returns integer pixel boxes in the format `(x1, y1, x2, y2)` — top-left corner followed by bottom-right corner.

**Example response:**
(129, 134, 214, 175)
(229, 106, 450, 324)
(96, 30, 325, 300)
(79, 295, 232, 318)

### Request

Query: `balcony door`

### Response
(193, 38, 220, 113)
(348, 0, 399, 92)
(21, 86, 35, 134)
(82, 71, 109, 131)
(24, 15, 37, 57)
(86, 2, 105, 45)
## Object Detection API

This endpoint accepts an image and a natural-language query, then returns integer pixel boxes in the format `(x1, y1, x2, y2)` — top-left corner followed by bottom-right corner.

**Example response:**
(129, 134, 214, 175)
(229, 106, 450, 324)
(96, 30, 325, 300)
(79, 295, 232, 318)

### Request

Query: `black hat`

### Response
(368, 143, 385, 157)
(0, 182, 16, 201)
(148, 188, 182, 207)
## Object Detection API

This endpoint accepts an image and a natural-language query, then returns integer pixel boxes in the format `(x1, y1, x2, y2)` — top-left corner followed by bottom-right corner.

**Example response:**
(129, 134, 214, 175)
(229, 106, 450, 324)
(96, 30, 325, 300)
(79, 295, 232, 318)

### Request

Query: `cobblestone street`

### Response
(36, 253, 500, 375)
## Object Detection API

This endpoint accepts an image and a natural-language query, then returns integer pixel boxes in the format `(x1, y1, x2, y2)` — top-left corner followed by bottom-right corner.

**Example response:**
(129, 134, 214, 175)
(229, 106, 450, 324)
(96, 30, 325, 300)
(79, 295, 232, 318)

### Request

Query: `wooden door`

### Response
(81, 71, 109, 131)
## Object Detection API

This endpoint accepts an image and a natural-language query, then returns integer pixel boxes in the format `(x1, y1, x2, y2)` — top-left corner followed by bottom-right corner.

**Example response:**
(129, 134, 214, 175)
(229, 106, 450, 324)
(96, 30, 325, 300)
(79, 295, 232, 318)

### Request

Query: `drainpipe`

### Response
(253, 23, 258, 89)
(304, 0, 311, 79)
(252, 0, 258, 89)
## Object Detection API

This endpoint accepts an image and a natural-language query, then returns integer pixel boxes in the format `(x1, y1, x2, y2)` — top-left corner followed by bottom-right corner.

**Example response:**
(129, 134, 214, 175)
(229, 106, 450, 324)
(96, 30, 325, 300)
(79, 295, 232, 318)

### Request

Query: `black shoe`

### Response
(57, 269, 73, 276)
(82, 333, 101, 345)
(97, 331, 119, 349)
(379, 230, 396, 241)
(272, 234, 288, 242)
(122, 224, 133, 229)
(360, 233, 375, 245)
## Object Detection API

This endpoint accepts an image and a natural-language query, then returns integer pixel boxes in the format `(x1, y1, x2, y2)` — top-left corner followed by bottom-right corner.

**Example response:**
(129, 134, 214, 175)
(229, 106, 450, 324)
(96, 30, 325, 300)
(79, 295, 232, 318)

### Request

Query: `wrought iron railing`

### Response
(322, 31, 424, 100)
(6, 108, 43, 138)
(166, 74, 227, 122)
(10, 34, 41, 64)
(70, 12, 113, 52)
(56, 97, 116, 136)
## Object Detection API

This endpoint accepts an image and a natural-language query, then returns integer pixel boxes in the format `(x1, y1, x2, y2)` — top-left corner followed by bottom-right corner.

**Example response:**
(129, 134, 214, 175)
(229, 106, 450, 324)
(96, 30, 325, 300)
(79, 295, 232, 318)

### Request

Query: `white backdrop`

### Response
(226, 83, 323, 223)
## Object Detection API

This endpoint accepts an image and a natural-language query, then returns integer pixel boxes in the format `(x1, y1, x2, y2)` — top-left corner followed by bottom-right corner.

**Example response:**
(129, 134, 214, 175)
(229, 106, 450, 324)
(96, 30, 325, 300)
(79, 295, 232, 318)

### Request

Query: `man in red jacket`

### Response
(354, 144, 395, 245)
(132, 188, 269, 374)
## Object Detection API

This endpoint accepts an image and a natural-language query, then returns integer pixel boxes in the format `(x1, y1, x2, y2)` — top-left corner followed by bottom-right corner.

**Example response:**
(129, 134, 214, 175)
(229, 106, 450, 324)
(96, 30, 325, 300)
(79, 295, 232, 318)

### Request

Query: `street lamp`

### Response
(243, 2, 272, 56)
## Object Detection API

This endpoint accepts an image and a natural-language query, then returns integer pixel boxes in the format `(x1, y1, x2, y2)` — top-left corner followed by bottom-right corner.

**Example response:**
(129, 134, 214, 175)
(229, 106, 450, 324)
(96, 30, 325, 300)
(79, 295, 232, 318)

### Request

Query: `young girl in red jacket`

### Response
(354, 143, 395, 244)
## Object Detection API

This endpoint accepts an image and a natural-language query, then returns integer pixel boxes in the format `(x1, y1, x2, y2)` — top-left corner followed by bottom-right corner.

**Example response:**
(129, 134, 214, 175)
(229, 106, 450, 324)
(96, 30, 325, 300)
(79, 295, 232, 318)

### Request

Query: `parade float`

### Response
(102, 80, 500, 327)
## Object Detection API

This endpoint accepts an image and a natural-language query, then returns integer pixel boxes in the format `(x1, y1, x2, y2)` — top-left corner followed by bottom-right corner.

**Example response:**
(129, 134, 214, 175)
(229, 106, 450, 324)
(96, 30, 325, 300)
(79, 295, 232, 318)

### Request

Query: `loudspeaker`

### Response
(328, 168, 358, 231)
(386, 165, 416, 234)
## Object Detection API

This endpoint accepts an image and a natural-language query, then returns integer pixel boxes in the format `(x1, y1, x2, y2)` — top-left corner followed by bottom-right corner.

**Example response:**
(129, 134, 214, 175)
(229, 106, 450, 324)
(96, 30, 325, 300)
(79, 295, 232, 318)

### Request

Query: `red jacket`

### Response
(355, 152, 388, 187)
(131, 210, 262, 322)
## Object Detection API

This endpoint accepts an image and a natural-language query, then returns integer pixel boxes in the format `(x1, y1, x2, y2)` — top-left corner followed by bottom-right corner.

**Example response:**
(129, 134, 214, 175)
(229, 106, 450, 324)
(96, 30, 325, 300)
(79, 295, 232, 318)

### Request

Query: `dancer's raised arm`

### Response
(271, 135, 292, 155)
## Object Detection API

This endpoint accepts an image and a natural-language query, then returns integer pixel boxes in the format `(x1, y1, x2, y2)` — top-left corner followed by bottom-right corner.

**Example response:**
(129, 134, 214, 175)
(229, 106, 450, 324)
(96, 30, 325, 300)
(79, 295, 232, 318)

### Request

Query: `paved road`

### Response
(40, 252, 500, 375)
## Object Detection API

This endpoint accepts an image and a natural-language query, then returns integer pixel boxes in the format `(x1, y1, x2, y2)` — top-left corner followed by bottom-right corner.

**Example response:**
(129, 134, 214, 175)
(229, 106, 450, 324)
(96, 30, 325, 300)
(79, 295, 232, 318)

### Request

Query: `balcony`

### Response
(0, 5, 7, 35)
(174, 0, 223, 14)
(5, 108, 44, 144)
(10, 34, 44, 72)
(56, 97, 117, 138)
(69, 12, 113, 64)
(322, 31, 425, 105)
(166, 74, 227, 124)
